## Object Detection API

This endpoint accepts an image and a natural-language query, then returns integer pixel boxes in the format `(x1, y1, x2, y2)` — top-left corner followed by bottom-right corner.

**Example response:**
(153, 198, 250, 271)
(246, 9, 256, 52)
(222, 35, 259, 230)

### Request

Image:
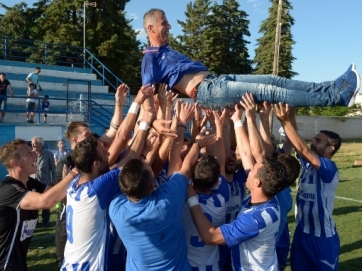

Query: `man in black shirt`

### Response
(0, 73, 14, 122)
(0, 139, 78, 271)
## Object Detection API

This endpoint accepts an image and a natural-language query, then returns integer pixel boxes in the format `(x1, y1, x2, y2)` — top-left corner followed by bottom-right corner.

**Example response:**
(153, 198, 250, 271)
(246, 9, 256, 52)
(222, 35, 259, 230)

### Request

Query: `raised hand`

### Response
(180, 102, 195, 125)
(115, 83, 129, 106)
(240, 92, 257, 120)
(134, 84, 154, 105)
(231, 104, 243, 122)
(272, 103, 291, 122)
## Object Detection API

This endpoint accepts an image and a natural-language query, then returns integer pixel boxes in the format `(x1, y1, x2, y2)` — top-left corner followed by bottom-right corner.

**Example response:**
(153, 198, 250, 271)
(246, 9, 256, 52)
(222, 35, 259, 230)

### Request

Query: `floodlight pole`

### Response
(83, 1, 97, 67)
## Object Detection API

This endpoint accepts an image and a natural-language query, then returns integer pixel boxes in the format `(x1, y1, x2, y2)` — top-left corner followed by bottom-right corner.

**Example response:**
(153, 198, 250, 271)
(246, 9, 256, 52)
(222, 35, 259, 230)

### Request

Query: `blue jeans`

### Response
(196, 72, 354, 108)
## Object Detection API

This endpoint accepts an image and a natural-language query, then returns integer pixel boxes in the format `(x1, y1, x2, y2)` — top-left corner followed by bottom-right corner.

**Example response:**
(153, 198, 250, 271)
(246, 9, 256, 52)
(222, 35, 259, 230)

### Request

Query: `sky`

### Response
(1, 0, 362, 83)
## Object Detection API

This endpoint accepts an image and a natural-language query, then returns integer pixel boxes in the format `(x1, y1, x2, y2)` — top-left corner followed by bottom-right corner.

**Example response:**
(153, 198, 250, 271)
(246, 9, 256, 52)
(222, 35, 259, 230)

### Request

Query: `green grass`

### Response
(27, 141, 362, 270)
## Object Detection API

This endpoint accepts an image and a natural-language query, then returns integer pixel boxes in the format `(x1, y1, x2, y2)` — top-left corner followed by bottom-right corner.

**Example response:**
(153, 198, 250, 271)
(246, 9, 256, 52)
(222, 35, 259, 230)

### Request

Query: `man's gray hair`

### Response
(143, 8, 165, 34)
(32, 136, 44, 146)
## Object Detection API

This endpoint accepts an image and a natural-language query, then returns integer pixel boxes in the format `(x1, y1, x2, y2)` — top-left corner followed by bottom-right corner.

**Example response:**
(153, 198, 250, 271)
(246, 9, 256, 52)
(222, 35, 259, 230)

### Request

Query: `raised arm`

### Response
(258, 101, 275, 156)
(240, 93, 266, 163)
(231, 104, 254, 171)
(273, 103, 321, 169)
(107, 85, 152, 165)
(101, 84, 129, 146)
(20, 168, 79, 210)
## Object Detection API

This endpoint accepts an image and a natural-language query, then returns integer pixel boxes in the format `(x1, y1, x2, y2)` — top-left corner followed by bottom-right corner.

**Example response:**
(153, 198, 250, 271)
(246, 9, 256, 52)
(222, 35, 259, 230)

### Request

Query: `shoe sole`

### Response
(348, 63, 361, 107)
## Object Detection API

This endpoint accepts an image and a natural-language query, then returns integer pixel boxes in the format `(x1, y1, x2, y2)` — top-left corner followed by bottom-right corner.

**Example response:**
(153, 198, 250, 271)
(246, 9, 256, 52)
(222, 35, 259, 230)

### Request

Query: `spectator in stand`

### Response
(0, 73, 14, 123)
(26, 67, 42, 91)
(53, 139, 69, 166)
(31, 136, 56, 227)
(41, 95, 50, 123)
(0, 138, 78, 271)
(26, 83, 38, 123)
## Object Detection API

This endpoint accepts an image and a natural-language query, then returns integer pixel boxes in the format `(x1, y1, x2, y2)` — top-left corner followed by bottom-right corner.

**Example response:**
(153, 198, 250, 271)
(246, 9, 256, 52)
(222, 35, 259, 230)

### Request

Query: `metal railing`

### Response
(0, 36, 124, 93)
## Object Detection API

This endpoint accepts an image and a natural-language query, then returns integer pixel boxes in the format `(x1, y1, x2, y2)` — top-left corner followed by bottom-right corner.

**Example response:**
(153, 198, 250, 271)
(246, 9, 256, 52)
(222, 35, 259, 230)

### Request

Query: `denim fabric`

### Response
(196, 70, 356, 108)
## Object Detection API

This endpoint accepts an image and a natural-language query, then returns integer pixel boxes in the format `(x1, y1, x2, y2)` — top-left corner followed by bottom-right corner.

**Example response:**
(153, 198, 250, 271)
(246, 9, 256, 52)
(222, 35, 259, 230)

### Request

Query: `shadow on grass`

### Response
(332, 205, 362, 216)
(339, 257, 362, 271)
(340, 239, 362, 255)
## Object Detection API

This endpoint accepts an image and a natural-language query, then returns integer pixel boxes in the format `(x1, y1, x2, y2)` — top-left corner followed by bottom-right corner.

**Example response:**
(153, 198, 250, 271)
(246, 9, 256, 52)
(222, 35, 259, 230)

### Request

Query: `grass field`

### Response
(27, 141, 362, 271)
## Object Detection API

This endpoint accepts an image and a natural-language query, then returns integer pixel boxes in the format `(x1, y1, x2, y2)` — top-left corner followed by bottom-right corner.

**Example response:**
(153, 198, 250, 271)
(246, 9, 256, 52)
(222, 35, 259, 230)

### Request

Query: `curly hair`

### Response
(119, 159, 154, 200)
(274, 152, 301, 187)
(71, 134, 102, 174)
(256, 157, 287, 197)
(193, 154, 221, 193)
(0, 139, 28, 169)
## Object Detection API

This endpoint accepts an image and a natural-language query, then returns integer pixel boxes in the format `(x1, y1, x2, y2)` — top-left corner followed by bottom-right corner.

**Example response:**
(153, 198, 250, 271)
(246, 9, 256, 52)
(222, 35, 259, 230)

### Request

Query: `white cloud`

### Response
(135, 28, 147, 42)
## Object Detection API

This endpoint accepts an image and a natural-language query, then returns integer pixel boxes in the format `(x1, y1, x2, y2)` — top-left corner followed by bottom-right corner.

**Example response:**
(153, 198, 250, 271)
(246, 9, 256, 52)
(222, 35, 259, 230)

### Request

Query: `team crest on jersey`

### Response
(20, 219, 37, 241)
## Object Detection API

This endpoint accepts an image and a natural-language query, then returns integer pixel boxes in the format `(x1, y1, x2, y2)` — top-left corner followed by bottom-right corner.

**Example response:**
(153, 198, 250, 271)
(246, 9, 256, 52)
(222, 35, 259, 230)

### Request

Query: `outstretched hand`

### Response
(240, 93, 257, 120)
(272, 103, 291, 122)
(134, 85, 154, 105)
(195, 127, 217, 149)
(258, 101, 272, 120)
(115, 83, 129, 106)
(231, 104, 243, 122)
(152, 119, 177, 139)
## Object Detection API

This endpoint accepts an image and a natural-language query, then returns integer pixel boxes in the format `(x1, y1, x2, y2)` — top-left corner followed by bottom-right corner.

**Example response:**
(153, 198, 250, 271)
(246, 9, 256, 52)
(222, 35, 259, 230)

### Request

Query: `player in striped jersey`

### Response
(182, 155, 229, 271)
(274, 103, 342, 271)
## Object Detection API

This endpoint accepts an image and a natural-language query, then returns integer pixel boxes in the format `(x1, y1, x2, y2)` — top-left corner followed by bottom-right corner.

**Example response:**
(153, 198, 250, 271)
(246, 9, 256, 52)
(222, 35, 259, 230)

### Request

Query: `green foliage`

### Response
(0, 0, 142, 93)
(171, 0, 252, 75)
(295, 106, 354, 117)
(253, 0, 297, 78)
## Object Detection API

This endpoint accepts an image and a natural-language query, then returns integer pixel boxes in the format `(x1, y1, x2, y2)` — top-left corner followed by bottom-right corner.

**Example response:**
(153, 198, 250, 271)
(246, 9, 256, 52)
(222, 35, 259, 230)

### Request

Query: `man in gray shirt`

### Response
(31, 136, 56, 227)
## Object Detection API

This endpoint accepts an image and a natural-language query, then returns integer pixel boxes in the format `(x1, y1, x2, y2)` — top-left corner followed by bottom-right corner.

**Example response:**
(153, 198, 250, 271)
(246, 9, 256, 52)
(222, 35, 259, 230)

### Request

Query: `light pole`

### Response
(83, 1, 97, 66)
(269, 0, 283, 132)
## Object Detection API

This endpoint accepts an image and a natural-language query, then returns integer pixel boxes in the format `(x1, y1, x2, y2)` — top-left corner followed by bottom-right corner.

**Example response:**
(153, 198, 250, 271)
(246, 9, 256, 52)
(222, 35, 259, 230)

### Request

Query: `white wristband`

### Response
(233, 120, 243, 128)
(138, 121, 149, 131)
(187, 196, 199, 208)
(129, 102, 140, 114)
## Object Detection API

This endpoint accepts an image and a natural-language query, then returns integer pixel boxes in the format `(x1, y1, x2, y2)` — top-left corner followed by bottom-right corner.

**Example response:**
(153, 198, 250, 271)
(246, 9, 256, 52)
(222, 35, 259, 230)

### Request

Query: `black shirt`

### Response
(0, 176, 46, 271)
(0, 79, 11, 96)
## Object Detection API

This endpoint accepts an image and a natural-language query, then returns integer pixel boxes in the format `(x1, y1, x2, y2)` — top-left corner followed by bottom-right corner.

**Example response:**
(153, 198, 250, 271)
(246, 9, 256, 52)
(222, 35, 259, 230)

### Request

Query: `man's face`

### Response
(0, 74, 5, 82)
(225, 150, 237, 174)
(151, 12, 171, 44)
(31, 140, 42, 153)
(96, 140, 110, 175)
(245, 162, 263, 191)
(310, 132, 331, 157)
(57, 141, 65, 150)
(35, 68, 41, 74)
(17, 144, 37, 175)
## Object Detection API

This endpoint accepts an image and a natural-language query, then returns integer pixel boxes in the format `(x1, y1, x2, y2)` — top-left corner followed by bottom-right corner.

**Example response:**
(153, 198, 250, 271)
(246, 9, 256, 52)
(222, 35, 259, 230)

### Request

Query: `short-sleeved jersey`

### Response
(296, 155, 339, 237)
(0, 176, 46, 271)
(42, 100, 50, 111)
(225, 169, 247, 224)
(26, 72, 39, 86)
(221, 195, 280, 271)
(61, 168, 121, 271)
(0, 79, 11, 96)
(142, 44, 208, 91)
(182, 176, 229, 270)
(109, 172, 191, 271)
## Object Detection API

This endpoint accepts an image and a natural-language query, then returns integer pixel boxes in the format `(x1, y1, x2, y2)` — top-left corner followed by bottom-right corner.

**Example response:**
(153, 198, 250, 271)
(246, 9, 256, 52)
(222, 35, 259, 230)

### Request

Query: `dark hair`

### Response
(35, 67, 41, 70)
(65, 121, 89, 141)
(193, 154, 221, 193)
(72, 134, 102, 173)
(319, 130, 342, 156)
(274, 152, 300, 187)
(0, 73, 5, 76)
(44, 95, 49, 99)
(256, 157, 287, 197)
(119, 159, 153, 200)
(29, 83, 35, 86)
(0, 139, 27, 169)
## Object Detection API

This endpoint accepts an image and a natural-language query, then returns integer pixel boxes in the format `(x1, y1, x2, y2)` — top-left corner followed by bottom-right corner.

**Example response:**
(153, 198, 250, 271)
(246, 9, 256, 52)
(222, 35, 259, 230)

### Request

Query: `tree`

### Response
(205, 0, 252, 74)
(172, 0, 252, 75)
(253, 0, 297, 78)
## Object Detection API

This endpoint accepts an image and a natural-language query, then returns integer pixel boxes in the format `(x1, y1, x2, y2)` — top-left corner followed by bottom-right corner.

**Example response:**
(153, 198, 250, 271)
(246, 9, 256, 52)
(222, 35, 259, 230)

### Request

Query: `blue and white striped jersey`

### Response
(61, 168, 121, 271)
(182, 176, 229, 271)
(221, 195, 280, 271)
(295, 155, 339, 237)
(225, 169, 246, 224)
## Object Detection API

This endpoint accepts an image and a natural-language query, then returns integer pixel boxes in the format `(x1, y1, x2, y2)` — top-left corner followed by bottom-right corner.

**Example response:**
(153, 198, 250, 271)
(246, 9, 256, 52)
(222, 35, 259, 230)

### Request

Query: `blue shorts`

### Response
(291, 225, 340, 271)
(0, 97, 7, 110)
